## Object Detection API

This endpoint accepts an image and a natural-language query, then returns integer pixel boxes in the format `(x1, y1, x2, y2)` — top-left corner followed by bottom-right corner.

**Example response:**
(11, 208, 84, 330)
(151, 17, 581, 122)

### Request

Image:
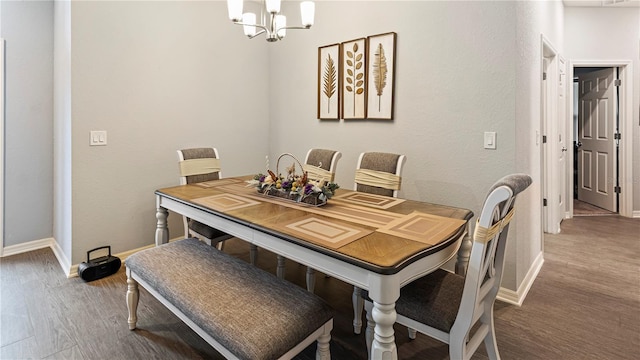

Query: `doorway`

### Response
(0, 39, 4, 256)
(573, 67, 618, 216)
(568, 61, 634, 220)
(543, 57, 634, 233)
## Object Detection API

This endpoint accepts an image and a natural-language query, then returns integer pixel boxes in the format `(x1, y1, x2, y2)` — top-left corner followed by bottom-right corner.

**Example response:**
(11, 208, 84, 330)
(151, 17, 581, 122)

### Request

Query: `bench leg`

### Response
(126, 272, 139, 330)
(315, 325, 331, 360)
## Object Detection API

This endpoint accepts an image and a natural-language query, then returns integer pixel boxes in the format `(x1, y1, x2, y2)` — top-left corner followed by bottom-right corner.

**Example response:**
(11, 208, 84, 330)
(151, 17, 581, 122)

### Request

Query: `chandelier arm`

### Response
(248, 29, 267, 39)
(232, 21, 271, 38)
(275, 25, 311, 41)
(277, 25, 312, 31)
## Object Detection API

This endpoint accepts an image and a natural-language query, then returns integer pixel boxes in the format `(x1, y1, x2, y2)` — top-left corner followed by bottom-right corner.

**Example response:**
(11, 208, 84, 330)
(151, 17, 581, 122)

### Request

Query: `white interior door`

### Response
(577, 68, 616, 212)
(543, 54, 567, 234)
(553, 57, 567, 226)
(0, 39, 4, 255)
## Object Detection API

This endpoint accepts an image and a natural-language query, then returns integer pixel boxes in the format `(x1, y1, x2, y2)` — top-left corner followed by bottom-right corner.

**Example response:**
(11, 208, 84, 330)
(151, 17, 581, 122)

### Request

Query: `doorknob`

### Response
(575, 141, 582, 148)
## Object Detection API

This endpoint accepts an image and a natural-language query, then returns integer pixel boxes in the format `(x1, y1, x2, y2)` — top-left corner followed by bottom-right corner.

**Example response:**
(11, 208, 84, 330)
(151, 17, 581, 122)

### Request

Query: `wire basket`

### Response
(256, 153, 334, 206)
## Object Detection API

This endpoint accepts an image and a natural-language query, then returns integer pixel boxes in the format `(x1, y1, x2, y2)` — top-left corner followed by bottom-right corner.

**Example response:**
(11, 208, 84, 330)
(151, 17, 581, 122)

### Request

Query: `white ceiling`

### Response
(563, 0, 640, 7)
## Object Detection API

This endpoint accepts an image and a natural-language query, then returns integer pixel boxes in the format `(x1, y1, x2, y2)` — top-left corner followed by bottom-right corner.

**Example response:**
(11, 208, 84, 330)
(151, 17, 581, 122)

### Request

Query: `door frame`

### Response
(541, 35, 565, 234)
(568, 60, 634, 218)
(0, 39, 4, 256)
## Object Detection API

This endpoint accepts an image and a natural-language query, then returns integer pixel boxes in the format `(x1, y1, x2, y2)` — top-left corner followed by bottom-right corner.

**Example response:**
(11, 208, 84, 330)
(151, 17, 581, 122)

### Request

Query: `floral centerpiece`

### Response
(247, 153, 339, 206)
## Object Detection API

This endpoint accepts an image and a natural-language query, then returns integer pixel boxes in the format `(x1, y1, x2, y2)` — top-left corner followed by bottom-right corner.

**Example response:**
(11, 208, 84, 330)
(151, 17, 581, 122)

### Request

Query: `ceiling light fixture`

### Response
(226, 0, 315, 42)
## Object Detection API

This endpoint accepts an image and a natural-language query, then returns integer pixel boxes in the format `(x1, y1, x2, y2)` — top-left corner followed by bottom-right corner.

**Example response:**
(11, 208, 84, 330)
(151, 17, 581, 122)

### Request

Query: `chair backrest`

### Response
(354, 152, 406, 197)
(303, 149, 342, 183)
(452, 174, 532, 338)
(177, 148, 222, 185)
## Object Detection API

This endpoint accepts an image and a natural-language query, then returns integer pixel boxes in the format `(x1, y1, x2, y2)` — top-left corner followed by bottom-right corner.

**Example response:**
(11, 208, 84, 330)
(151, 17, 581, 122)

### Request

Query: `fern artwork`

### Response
(367, 32, 396, 120)
(323, 55, 337, 111)
(372, 43, 388, 112)
(317, 44, 340, 119)
(341, 38, 367, 119)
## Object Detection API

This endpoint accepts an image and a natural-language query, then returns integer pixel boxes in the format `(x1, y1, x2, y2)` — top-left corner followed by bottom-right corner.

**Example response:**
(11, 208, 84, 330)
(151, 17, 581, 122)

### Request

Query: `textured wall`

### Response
(268, 1, 530, 289)
(68, 1, 270, 263)
(1, 1, 54, 248)
(564, 6, 640, 214)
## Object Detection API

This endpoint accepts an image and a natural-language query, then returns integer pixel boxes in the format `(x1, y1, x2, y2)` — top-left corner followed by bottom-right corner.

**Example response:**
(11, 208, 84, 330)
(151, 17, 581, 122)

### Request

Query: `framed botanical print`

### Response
(341, 37, 367, 119)
(317, 43, 341, 120)
(366, 32, 396, 120)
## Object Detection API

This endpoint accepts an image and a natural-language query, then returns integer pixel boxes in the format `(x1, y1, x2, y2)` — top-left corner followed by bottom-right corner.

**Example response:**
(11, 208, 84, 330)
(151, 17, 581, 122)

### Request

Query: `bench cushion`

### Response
(126, 238, 333, 360)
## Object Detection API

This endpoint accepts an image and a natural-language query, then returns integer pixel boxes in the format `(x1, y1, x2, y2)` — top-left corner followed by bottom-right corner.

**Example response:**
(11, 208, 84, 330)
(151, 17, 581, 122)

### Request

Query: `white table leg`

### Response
(155, 207, 169, 246)
(370, 301, 397, 360)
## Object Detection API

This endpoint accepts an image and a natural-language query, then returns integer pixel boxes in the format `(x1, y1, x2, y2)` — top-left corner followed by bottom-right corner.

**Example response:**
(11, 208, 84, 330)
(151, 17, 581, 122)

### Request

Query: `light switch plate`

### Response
(90, 131, 107, 146)
(484, 131, 496, 149)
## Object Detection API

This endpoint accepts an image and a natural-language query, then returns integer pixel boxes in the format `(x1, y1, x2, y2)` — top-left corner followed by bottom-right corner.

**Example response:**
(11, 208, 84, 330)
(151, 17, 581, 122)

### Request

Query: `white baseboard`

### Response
(51, 240, 72, 277)
(633, 210, 640, 218)
(2, 237, 55, 257)
(497, 252, 545, 306)
(2, 236, 184, 278)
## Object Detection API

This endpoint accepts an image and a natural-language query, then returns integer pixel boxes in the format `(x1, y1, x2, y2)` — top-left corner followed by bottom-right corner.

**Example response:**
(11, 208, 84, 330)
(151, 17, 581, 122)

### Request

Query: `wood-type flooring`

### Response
(1, 215, 638, 359)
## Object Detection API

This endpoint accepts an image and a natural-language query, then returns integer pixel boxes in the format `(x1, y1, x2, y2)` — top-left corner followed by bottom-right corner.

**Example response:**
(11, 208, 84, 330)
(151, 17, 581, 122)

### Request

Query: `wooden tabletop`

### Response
(156, 176, 473, 274)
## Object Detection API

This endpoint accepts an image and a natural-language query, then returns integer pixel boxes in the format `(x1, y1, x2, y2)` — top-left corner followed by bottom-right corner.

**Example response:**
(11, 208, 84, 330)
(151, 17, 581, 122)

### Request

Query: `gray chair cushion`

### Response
(306, 149, 338, 171)
(364, 269, 464, 333)
(126, 238, 333, 360)
(489, 173, 533, 197)
(356, 152, 401, 197)
(181, 148, 220, 184)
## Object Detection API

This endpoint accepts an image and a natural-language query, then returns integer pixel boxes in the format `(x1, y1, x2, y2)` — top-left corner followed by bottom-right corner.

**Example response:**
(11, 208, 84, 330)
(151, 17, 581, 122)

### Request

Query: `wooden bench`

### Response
(125, 238, 333, 360)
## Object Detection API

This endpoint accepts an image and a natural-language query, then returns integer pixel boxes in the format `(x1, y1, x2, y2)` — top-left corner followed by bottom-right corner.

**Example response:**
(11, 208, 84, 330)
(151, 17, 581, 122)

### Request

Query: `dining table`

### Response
(154, 175, 473, 360)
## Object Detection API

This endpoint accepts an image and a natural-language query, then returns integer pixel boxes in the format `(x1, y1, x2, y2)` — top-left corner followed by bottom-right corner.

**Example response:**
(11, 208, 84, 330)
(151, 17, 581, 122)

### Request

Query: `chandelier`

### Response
(226, 0, 315, 42)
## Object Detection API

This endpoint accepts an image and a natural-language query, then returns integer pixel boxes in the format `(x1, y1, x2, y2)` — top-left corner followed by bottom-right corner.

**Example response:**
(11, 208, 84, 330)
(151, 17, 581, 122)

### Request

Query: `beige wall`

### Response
(1, 0, 54, 248)
(68, 1, 270, 264)
(564, 6, 640, 214)
(269, 0, 543, 292)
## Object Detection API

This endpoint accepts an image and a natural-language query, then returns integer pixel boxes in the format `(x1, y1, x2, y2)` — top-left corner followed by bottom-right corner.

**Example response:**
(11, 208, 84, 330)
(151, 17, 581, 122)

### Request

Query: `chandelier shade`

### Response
(226, 0, 315, 42)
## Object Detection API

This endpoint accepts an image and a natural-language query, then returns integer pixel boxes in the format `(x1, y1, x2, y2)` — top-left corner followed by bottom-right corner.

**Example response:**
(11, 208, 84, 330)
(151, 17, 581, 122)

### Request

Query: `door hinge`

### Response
(543, 72, 547, 81)
(543, 198, 548, 206)
(615, 186, 621, 193)
(614, 79, 621, 87)
(614, 133, 621, 140)
(542, 135, 547, 144)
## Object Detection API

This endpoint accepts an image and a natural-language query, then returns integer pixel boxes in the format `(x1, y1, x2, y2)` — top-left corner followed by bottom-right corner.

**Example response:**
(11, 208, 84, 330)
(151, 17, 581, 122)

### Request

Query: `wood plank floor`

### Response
(1, 215, 639, 359)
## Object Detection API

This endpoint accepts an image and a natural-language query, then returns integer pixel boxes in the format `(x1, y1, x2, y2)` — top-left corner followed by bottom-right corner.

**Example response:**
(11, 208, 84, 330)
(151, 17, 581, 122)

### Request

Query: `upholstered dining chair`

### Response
(177, 147, 258, 265)
(303, 148, 342, 183)
(352, 152, 406, 334)
(301, 149, 342, 292)
(364, 173, 532, 360)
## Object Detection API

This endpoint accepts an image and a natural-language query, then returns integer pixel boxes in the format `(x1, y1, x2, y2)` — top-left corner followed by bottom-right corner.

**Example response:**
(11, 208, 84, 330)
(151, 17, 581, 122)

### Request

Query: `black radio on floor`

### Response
(78, 246, 121, 282)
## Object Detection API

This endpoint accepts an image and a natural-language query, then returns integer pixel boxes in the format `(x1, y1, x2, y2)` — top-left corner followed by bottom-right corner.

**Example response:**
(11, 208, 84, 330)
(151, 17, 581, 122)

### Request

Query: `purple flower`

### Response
(259, 175, 266, 182)
(304, 183, 314, 195)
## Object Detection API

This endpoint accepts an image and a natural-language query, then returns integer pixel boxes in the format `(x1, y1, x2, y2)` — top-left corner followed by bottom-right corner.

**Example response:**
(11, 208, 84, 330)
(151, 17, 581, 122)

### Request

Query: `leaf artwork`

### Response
(372, 43, 388, 112)
(322, 54, 337, 113)
(345, 42, 364, 116)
